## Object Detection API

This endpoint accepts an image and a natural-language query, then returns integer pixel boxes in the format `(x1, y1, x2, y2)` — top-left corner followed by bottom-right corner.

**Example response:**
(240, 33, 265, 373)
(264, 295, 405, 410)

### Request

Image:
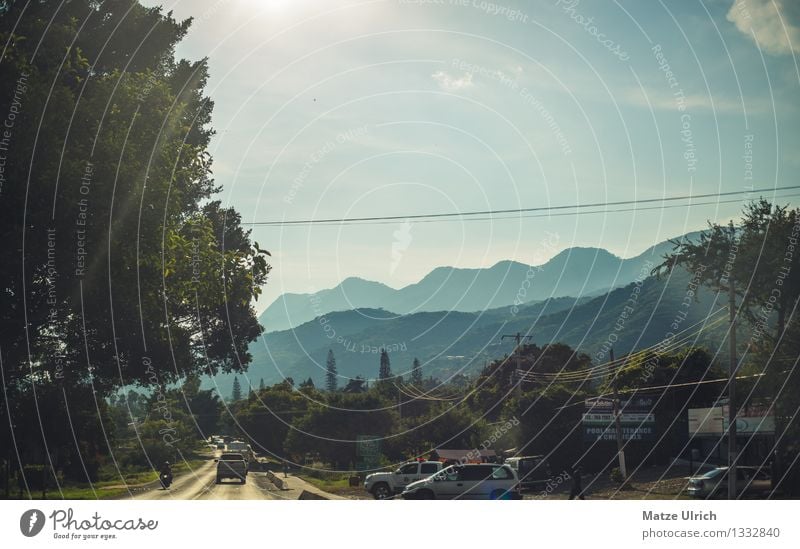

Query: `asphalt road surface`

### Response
(128, 460, 297, 500)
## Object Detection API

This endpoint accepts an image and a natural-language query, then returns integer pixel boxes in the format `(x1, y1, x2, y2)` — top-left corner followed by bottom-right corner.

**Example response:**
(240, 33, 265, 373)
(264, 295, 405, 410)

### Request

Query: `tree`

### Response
(187, 388, 223, 437)
(653, 200, 800, 343)
(736, 200, 800, 339)
(343, 376, 367, 393)
(235, 382, 309, 459)
(0, 1, 270, 491)
(325, 349, 338, 392)
(379, 349, 392, 380)
(259, 378, 265, 391)
(232, 377, 242, 402)
(411, 358, 423, 386)
(0, 1, 270, 393)
(284, 392, 396, 468)
(300, 377, 315, 389)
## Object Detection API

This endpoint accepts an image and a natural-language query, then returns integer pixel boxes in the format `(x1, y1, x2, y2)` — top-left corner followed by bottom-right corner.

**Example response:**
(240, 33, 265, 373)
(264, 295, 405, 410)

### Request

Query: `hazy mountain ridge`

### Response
(206, 266, 725, 396)
(203, 232, 713, 395)
(258, 234, 696, 332)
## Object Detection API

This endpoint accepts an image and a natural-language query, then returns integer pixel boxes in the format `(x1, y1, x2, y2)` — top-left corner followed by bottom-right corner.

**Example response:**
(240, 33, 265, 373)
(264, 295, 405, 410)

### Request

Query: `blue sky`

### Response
(141, 0, 800, 314)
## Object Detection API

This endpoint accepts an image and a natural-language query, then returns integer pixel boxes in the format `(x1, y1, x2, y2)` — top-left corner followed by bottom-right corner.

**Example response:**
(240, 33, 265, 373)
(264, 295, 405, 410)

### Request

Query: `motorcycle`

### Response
(160, 472, 173, 489)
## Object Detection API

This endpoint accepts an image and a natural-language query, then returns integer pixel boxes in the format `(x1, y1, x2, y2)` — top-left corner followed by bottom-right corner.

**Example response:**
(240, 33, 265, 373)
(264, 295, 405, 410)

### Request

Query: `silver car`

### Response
(686, 466, 772, 498)
(402, 464, 521, 500)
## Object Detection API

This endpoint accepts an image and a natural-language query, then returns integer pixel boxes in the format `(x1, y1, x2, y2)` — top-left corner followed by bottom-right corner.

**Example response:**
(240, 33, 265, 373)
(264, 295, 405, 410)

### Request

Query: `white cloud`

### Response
(431, 71, 474, 92)
(726, 0, 800, 55)
(622, 87, 753, 113)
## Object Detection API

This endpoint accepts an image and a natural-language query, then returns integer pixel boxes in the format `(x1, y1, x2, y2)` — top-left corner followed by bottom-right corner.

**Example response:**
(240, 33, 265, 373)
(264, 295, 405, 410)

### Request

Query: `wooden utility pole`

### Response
(501, 332, 532, 397)
(609, 348, 627, 479)
(727, 277, 738, 500)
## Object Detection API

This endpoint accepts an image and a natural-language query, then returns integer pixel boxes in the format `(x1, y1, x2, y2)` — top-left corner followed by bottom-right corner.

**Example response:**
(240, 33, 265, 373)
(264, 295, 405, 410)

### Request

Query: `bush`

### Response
(15, 465, 63, 493)
(304, 462, 348, 481)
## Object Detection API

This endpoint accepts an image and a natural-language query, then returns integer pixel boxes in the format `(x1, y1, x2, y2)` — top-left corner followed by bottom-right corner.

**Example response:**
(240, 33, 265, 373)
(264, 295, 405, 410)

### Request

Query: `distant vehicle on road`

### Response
(504, 455, 551, 490)
(226, 441, 255, 463)
(364, 461, 444, 499)
(216, 453, 248, 484)
(686, 466, 771, 498)
(207, 436, 225, 450)
(402, 463, 521, 500)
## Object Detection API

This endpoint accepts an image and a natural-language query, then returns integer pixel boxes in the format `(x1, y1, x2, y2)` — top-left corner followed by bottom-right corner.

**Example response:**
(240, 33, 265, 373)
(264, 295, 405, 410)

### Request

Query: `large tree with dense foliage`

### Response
(0, 1, 269, 487)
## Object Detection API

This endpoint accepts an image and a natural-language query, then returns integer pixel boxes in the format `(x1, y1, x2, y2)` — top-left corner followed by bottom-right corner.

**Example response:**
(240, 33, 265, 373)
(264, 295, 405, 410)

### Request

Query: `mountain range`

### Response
(204, 231, 732, 396)
(257, 233, 698, 333)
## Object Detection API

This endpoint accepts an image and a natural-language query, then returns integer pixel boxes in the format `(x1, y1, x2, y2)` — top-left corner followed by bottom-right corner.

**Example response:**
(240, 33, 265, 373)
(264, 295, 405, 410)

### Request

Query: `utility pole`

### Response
(609, 348, 627, 480)
(727, 277, 738, 500)
(398, 389, 403, 420)
(502, 332, 532, 397)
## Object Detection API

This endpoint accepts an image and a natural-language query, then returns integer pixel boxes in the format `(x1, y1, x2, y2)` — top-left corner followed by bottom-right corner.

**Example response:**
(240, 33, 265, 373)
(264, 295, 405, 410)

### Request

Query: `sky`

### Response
(140, 0, 800, 315)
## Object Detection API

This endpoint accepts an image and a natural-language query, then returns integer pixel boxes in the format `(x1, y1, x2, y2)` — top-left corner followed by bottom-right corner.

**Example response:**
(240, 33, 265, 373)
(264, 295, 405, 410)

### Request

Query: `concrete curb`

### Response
(266, 470, 286, 490)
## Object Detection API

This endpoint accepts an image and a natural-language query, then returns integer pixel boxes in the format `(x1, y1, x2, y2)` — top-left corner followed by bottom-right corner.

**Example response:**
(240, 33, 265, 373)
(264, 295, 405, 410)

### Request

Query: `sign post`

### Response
(356, 435, 381, 472)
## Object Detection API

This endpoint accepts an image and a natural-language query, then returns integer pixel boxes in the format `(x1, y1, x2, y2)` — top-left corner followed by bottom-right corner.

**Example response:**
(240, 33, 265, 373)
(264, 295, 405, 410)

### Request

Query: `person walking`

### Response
(569, 464, 584, 500)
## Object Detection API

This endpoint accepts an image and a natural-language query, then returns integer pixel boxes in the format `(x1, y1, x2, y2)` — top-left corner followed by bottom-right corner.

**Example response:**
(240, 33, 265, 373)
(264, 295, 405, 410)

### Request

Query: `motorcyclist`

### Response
(160, 461, 173, 487)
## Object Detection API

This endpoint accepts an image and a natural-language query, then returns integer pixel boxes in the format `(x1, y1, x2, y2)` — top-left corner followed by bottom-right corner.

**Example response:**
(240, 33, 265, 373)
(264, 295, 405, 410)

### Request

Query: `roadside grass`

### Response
(299, 475, 351, 493)
(295, 465, 366, 498)
(11, 459, 206, 500)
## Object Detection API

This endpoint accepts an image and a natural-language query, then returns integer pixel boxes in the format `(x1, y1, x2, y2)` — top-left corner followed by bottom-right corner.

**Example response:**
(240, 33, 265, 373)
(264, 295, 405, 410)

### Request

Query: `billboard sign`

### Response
(582, 412, 656, 441)
(356, 435, 381, 470)
(688, 407, 724, 435)
(688, 406, 775, 436)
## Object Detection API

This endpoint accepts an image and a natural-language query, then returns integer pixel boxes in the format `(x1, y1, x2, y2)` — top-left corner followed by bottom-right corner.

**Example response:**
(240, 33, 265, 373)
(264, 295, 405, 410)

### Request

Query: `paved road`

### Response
(126, 459, 344, 500)
(128, 460, 290, 500)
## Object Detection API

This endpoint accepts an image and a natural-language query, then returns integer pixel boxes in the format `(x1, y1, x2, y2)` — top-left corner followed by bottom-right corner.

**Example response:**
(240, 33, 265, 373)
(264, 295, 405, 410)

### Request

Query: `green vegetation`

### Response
(225, 342, 714, 476)
(657, 200, 800, 494)
(0, 0, 796, 501)
(0, 1, 268, 497)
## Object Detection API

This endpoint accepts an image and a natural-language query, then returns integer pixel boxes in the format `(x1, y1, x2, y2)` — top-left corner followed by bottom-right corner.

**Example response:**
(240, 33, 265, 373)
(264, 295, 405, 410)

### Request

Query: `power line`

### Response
(393, 382, 461, 402)
(524, 315, 728, 383)
(618, 373, 763, 395)
(520, 309, 728, 382)
(243, 185, 800, 227)
(262, 193, 800, 228)
(552, 372, 767, 411)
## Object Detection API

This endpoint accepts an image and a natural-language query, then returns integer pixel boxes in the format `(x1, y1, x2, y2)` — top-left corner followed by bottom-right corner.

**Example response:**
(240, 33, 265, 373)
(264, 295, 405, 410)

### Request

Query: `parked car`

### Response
(686, 466, 772, 498)
(504, 455, 551, 490)
(364, 461, 444, 499)
(402, 463, 521, 500)
(215, 453, 248, 484)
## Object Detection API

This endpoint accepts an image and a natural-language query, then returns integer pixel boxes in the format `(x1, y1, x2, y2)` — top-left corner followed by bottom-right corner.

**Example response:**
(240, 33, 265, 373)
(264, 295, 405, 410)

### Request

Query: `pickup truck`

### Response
(215, 452, 248, 484)
(364, 461, 444, 499)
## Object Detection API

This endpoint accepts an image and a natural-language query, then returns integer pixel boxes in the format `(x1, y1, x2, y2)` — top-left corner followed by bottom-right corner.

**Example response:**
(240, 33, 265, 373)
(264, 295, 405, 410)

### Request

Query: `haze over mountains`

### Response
(205, 232, 727, 396)
(235, 266, 728, 394)
(258, 234, 697, 333)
